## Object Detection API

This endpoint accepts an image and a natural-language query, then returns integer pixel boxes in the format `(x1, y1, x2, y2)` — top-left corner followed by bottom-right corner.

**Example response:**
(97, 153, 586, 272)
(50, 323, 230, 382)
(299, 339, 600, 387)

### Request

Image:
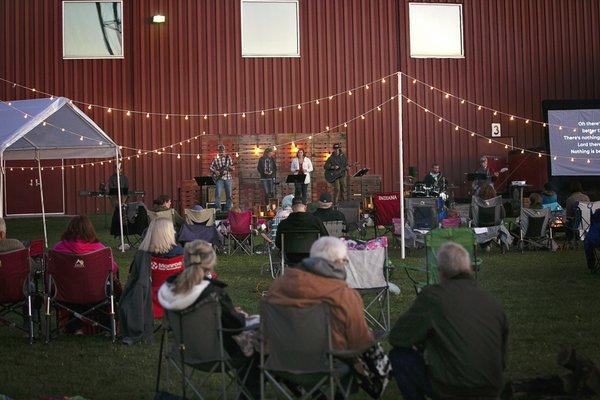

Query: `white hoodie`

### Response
(158, 280, 210, 311)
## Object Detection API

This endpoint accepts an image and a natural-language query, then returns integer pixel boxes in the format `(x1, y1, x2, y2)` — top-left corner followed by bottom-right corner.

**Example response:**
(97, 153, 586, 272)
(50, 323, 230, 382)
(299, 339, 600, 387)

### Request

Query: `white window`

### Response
(241, 0, 300, 57)
(409, 3, 464, 58)
(63, 1, 123, 59)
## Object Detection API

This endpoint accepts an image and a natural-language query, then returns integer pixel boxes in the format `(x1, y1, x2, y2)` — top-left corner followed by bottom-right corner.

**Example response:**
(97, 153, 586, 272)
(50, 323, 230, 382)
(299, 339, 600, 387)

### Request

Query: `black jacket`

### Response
(257, 155, 277, 179)
(275, 212, 329, 249)
(313, 207, 347, 224)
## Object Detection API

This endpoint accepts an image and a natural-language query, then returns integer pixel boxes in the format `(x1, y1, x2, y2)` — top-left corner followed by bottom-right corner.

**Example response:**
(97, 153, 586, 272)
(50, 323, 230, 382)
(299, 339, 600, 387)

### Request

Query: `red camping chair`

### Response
(372, 192, 401, 236)
(0, 248, 38, 343)
(45, 248, 117, 342)
(227, 211, 253, 255)
(150, 255, 184, 319)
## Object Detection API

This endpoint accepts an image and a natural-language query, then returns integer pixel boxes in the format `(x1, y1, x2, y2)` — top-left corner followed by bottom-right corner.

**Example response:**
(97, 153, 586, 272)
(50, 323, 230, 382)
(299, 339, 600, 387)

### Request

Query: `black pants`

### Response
(294, 183, 308, 204)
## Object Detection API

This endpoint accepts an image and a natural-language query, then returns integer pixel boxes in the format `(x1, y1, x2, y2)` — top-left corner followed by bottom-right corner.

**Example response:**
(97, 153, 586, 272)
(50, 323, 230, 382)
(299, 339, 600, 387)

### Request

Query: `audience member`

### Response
(565, 182, 590, 220)
(528, 193, 543, 209)
(275, 198, 328, 264)
(541, 182, 557, 205)
(388, 242, 508, 400)
(0, 217, 24, 253)
(53, 215, 118, 275)
(478, 184, 497, 201)
(159, 240, 259, 399)
(267, 236, 373, 351)
(313, 193, 347, 224)
(138, 218, 183, 258)
(53, 215, 120, 334)
(152, 195, 184, 229)
(274, 194, 294, 221)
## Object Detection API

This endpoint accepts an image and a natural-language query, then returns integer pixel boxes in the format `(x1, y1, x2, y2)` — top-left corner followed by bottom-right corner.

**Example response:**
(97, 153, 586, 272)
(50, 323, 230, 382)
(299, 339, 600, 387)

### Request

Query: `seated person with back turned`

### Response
(152, 195, 185, 230)
(275, 198, 329, 265)
(0, 217, 24, 253)
(388, 242, 508, 400)
(312, 192, 347, 224)
(267, 236, 374, 352)
(159, 240, 260, 399)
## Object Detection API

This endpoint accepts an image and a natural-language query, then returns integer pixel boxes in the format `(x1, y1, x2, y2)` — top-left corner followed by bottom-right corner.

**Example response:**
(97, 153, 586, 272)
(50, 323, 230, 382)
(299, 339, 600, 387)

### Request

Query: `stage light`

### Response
(152, 15, 166, 23)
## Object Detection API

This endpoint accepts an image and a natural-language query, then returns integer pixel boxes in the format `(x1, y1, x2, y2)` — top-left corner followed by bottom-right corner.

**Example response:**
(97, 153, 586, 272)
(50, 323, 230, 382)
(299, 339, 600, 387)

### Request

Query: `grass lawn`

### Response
(1, 215, 599, 399)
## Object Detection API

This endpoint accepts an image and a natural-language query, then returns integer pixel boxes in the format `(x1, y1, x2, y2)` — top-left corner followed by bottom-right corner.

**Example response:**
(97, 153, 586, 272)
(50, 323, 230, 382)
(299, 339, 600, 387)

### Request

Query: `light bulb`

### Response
(146, 113, 150, 118)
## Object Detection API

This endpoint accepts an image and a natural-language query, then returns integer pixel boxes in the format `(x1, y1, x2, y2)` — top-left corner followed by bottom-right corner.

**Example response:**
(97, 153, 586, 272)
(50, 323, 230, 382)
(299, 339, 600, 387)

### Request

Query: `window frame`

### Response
(408, 2, 464, 59)
(240, 0, 301, 58)
(62, 0, 125, 60)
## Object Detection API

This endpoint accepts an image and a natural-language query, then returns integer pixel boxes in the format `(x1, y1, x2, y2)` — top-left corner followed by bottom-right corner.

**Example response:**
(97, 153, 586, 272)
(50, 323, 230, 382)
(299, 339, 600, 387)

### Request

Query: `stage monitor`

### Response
(545, 104, 600, 176)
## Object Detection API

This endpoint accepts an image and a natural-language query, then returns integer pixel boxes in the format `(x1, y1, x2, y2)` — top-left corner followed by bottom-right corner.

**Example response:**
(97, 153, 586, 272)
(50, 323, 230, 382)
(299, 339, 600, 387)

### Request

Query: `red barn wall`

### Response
(1, 0, 599, 214)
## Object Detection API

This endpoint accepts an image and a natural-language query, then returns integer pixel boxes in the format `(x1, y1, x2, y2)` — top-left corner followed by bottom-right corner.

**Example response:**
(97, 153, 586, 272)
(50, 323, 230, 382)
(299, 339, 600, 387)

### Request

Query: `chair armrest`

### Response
(330, 348, 362, 361)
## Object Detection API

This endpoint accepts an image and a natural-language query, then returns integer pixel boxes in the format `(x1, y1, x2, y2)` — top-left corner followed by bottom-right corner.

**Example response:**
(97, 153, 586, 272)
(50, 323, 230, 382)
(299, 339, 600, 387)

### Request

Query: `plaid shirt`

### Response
(210, 154, 233, 181)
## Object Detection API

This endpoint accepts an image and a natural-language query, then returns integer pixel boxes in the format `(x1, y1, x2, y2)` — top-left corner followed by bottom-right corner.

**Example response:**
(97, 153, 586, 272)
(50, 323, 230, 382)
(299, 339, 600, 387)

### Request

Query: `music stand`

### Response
(352, 168, 369, 178)
(195, 176, 215, 206)
(285, 174, 306, 184)
(350, 167, 369, 200)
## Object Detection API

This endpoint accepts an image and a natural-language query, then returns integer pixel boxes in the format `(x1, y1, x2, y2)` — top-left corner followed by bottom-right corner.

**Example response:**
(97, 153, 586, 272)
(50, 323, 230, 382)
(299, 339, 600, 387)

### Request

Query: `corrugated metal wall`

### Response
(1, 0, 599, 214)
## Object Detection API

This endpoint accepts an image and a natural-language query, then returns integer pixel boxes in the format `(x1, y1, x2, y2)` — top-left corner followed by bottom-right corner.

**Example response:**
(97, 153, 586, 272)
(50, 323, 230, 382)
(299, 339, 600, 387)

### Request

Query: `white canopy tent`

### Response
(0, 97, 124, 250)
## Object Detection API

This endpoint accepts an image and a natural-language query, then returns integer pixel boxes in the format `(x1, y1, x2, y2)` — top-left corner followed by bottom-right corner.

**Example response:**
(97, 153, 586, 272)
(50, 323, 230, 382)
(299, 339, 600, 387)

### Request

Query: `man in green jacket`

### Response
(389, 242, 508, 399)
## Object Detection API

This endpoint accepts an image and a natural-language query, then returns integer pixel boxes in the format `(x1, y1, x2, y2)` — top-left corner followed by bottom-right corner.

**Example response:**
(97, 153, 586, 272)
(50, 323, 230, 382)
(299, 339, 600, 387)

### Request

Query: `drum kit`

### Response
(405, 177, 457, 201)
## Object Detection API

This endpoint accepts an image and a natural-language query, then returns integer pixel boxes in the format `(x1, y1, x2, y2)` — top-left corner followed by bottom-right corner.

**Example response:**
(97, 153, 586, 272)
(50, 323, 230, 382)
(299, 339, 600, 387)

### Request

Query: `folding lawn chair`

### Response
(260, 301, 358, 400)
(45, 248, 117, 342)
(323, 220, 345, 238)
(402, 197, 439, 248)
(345, 240, 392, 334)
(177, 224, 224, 250)
(576, 201, 600, 240)
(516, 208, 554, 252)
(150, 255, 184, 319)
(227, 211, 253, 255)
(0, 248, 39, 343)
(184, 208, 216, 226)
(111, 202, 150, 248)
(372, 192, 401, 236)
(156, 298, 256, 400)
(337, 201, 361, 234)
(471, 195, 511, 252)
(401, 228, 480, 294)
(280, 230, 321, 275)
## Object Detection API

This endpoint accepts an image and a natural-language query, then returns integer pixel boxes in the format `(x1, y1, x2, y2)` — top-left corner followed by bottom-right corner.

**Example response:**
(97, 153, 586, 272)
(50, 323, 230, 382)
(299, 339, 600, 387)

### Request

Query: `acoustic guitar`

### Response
(324, 161, 359, 183)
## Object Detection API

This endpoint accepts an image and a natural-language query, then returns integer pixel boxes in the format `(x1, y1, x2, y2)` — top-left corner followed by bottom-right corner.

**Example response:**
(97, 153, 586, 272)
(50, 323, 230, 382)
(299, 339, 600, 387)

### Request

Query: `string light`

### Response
(126, 111, 131, 116)
(107, 108, 112, 113)
(146, 113, 150, 118)
(87, 105, 92, 110)
(185, 115, 189, 120)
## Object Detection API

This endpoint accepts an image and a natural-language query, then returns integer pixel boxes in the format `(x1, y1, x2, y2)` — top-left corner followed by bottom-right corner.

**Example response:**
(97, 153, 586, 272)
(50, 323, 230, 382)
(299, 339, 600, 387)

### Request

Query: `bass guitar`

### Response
(325, 161, 359, 183)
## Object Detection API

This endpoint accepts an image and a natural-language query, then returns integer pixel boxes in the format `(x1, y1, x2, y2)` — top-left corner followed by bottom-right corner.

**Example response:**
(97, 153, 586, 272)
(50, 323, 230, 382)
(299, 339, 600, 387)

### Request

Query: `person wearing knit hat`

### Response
(313, 192, 346, 224)
(324, 143, 348, 204)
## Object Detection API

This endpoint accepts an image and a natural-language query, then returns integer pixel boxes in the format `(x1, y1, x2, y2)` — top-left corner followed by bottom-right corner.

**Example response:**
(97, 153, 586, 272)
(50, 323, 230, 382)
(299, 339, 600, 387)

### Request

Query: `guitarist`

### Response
(473, 156, 499, 195)
(324, 143, 348, 204)
(209, 144, 234, 211)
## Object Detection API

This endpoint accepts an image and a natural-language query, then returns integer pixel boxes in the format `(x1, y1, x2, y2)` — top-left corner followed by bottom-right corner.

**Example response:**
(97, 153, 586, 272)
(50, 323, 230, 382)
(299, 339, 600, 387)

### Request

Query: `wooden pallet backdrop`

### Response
(178, 133, 381, 209)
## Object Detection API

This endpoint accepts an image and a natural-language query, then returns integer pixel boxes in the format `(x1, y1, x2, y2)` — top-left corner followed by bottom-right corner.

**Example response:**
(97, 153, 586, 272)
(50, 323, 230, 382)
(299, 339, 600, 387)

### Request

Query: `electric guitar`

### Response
(325, 161, 359, 183)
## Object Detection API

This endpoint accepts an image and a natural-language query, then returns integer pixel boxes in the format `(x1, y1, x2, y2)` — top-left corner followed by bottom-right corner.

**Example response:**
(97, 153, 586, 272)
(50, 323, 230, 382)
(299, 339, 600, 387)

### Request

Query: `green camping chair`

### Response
(402, 227, 481, 294)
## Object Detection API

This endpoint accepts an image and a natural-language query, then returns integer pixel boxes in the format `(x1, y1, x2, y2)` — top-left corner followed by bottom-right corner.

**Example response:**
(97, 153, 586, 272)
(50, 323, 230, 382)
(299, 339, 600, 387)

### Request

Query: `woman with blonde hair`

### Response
(158, 240, 260, 399)
(138, 217, 183, 258)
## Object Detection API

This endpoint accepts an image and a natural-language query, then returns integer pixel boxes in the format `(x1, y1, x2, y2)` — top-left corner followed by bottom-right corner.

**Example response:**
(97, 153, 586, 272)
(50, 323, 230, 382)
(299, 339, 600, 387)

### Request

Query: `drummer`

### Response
(423, 163, 443, 188)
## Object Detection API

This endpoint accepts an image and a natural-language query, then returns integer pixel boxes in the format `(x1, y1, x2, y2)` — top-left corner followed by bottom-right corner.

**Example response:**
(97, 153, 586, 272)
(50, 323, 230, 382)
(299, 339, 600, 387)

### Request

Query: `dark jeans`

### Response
(294, 183, 308, 204)
(389, 347, 432, 400)
(260, 178, 275, 204)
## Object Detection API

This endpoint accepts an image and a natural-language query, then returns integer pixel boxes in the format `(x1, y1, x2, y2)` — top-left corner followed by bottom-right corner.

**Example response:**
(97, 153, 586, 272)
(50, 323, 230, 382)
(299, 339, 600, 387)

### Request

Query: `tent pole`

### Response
(115, 148, 125, 252)
(397, 72, 405, 259)
(36, 154, 48, 249)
